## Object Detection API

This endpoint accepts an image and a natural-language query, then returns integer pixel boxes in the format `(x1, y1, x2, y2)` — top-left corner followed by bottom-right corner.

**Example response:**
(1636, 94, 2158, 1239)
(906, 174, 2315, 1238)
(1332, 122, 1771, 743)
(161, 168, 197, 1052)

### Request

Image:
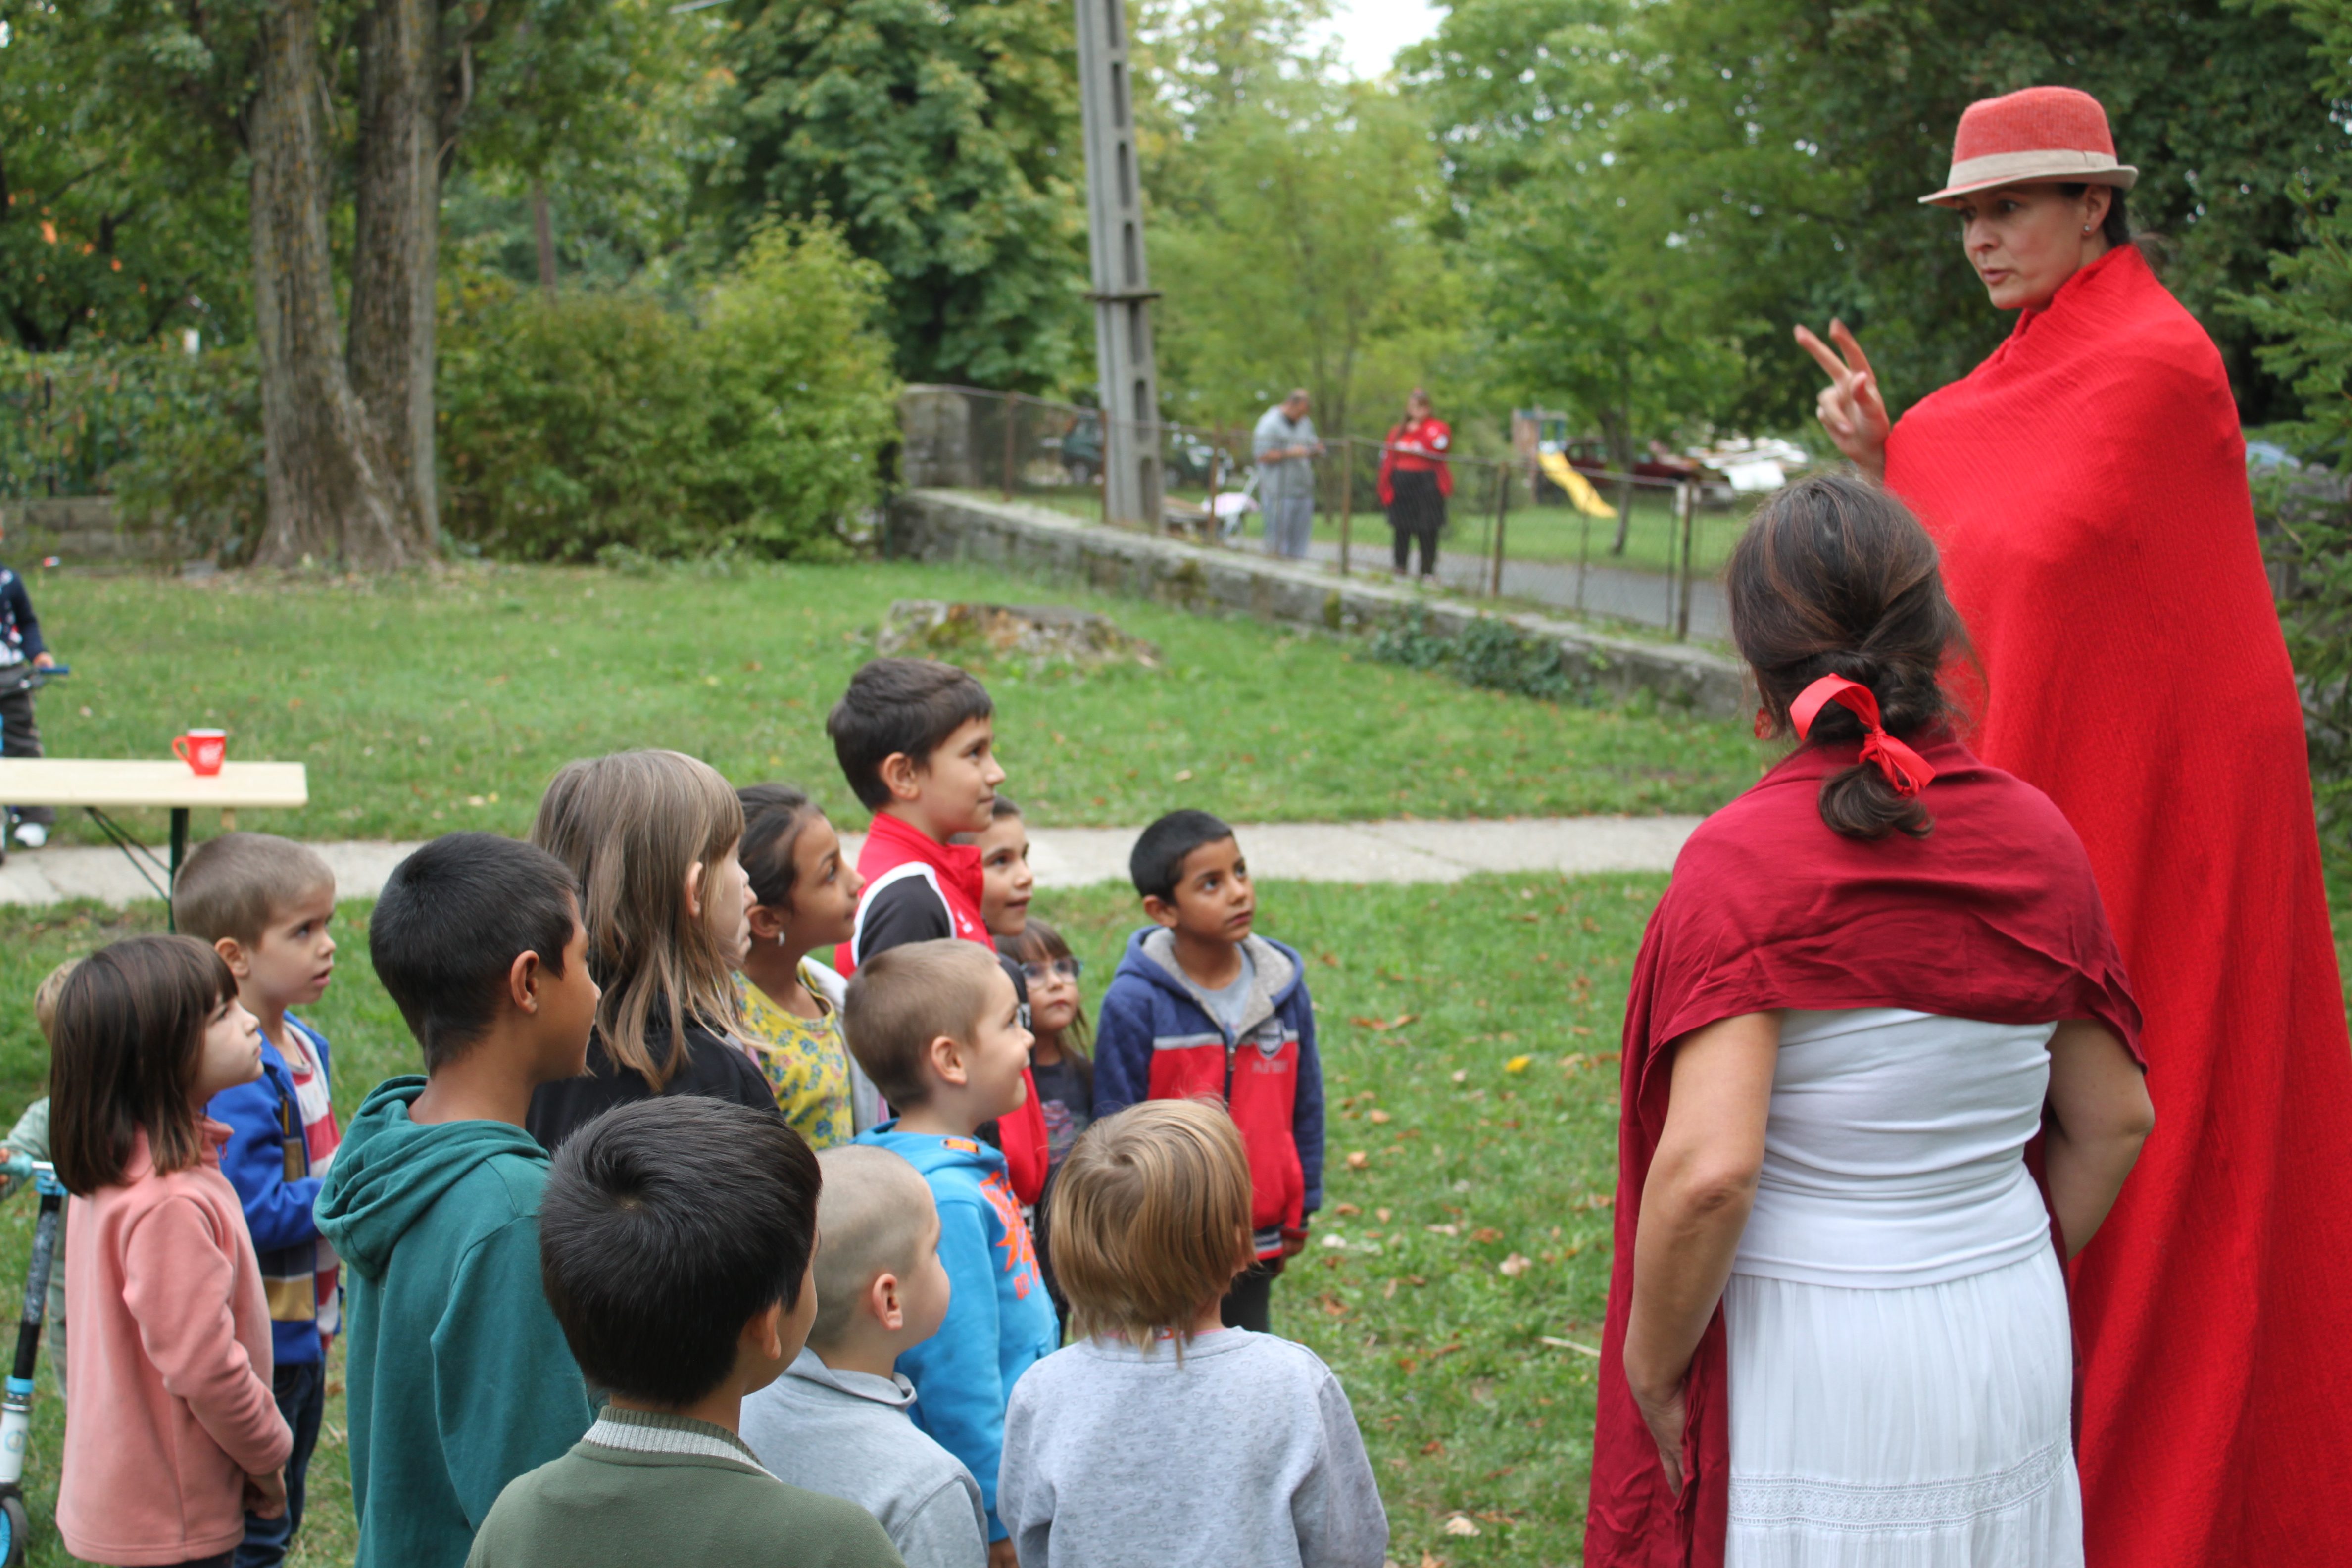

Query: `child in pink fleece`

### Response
(49, 935, 293, 1567)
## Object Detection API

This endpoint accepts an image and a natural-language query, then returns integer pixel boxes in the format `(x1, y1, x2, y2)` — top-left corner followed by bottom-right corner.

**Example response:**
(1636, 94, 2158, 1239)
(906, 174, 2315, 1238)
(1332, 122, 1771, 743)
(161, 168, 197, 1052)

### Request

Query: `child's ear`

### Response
(1141, 894, 1180, 931)
(869, 1270, 905, 1334)
(683, 860, 707, 921)
(747, 901, 789, 943)
(926, 1032, 968, 1088)
(212, 936, 252, 980)
(509, 949, 544, 1012)
(878, 751, 922, 804)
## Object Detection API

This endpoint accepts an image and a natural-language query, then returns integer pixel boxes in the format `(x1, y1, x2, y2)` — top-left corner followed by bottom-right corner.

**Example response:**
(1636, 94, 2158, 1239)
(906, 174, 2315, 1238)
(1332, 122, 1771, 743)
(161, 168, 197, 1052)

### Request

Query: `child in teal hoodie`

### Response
(315, 834, 603, 1568)
(845, 940, 1058, 1566)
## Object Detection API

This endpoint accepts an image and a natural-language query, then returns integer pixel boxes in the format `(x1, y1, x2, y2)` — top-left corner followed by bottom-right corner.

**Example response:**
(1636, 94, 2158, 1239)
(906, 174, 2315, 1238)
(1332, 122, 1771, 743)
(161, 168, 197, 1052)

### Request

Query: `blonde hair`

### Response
(33, 959, 80, 1044)
(531, 750, 745, 1091)
(840, 940, 1002, 1109)
(171, 833, 334, 947)
(807, 1145, 937, 1350)
(1050, 1099, 1253, 1350)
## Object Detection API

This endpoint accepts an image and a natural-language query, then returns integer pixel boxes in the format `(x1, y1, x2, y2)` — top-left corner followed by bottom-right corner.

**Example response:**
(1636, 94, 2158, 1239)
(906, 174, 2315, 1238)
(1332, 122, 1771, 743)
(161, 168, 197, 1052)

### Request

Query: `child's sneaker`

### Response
(14, 822, 48, 849)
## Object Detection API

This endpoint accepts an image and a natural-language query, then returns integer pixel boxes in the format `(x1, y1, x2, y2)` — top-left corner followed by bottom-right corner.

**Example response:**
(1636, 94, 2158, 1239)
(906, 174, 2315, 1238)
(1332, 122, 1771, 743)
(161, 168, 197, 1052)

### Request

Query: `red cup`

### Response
(172, 729, 227, 776)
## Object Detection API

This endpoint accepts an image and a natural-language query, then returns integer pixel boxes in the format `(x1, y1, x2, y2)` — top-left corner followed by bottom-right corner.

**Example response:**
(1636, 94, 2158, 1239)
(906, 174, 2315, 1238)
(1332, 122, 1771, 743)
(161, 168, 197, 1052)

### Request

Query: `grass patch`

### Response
(21, 561, 1756, 849)
(0, 872, 1646, 1567)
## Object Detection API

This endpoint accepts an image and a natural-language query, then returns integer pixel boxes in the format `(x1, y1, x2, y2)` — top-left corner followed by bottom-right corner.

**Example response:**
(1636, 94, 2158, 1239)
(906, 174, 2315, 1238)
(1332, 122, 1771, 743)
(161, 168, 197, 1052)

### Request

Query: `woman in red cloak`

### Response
(1797, 85, 2352, 1567)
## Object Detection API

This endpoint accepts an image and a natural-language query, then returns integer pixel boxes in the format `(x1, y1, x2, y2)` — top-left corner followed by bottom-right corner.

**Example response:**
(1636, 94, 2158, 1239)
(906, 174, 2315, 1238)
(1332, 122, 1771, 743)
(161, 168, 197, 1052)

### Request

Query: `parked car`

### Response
(1043, 412, 1103, 485)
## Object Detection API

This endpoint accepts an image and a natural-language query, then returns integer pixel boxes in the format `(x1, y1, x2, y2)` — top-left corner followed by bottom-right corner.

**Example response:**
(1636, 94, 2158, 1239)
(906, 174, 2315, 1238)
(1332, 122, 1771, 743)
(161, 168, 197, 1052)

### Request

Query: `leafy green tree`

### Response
(705, 0, 1090, 394)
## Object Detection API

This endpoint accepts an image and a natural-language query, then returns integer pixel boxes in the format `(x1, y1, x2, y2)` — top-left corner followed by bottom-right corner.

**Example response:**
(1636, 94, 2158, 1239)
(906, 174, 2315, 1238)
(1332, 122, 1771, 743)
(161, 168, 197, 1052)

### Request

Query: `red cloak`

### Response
(1376, 416, 1454, 506)
(1886, 245, 2352, 1566)
(1584, 732, 2141, 1566)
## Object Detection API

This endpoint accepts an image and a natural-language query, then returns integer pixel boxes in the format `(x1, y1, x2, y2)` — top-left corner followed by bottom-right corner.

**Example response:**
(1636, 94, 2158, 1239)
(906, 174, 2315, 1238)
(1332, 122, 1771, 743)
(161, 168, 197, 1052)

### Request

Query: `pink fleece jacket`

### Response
(59, 1120, 294, 1566)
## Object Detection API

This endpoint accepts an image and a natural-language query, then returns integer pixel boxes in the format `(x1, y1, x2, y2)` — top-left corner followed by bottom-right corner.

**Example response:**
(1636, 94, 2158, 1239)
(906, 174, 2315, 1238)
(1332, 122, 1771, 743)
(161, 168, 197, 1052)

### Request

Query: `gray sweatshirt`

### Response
(997, 1329, 1388, 1568)
(741, 1349, 987, 1568)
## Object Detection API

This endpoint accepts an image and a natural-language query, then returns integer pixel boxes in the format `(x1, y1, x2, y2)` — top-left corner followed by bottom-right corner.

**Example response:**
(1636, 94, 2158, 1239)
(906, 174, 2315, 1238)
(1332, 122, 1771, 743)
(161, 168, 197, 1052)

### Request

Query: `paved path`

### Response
(0, 817, 1704, 908)
(1295, 539, 1732, 641)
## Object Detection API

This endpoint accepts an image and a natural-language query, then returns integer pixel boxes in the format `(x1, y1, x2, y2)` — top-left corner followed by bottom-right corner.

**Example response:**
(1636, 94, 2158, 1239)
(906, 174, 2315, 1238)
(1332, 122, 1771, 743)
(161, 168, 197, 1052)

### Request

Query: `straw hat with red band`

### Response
(1918, 86, 2138, 206)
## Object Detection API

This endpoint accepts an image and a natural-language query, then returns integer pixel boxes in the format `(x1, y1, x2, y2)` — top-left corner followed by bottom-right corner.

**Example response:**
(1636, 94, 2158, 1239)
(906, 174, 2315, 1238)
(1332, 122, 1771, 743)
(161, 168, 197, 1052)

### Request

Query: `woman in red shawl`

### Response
(1377, 388, 1452, 579)
(1584, 473, 2151, 1567)
(1797, 86, 2352, 1568)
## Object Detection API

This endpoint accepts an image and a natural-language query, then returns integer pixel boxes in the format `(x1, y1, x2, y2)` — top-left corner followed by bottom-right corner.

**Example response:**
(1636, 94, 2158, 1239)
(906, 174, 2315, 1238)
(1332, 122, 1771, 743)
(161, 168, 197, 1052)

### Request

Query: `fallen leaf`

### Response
(1346, 1150, 1370, 1170)
(1319, 952, 1340, 967)
(1505, 1055, 1532, 1074)
(1383, 1277, 1400, 1300)
(1376, 1207, 1393, 1222)
(1419, 1553, 1446, 1568)
(1499, 1252, 1533, 1276)
(1368, 1108, 1391, 1124)
(1396, 1356, 1419, 1374)
(1421, 1438, 1446, 1455)
(1425, 1223, 1459, 1236)
(1444, 1514, 1482, 1537)
(1540, 1336, 1603, 1356)
(1174, 768, 1194, 782)
(1472, 1226, 1504, 1244)
(1333, 1202, 1362, 1217)
(1449, 1069, 1469, 1084)
(1408, 1274, 1428, 1286)
(1320, 1293, 1352, 1317)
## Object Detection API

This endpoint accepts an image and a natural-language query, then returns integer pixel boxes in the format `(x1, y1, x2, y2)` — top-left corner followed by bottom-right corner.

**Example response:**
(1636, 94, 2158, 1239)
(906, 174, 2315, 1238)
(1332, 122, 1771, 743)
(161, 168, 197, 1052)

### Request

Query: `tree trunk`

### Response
(250, 0, 415, 569)
(1601, 405, 1634, 553)
(350, 0, 441, 549)
(532, 183, 557, 297)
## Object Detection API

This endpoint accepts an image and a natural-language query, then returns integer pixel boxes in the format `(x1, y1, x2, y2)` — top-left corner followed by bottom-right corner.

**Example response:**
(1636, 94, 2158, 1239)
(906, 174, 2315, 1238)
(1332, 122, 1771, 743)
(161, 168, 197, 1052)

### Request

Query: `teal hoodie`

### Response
(853, 1123, 1059, 1543)
(315, 1078, 594, 1568)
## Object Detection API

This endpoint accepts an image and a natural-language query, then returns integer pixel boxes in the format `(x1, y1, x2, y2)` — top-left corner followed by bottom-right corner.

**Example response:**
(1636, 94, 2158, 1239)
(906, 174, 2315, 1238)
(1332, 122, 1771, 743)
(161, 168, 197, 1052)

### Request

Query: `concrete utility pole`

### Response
(1073, 0, 1163, 527)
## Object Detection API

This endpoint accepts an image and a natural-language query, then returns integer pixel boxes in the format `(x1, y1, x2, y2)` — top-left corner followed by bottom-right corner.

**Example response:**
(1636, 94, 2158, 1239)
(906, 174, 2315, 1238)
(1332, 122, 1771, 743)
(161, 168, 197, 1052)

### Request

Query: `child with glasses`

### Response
(996, 921, 1092, 1171)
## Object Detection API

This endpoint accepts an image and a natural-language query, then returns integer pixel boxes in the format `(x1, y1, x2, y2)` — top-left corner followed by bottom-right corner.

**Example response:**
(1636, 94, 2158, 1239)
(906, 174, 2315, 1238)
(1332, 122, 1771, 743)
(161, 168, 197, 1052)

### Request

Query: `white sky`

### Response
(1313, 0, 1446, 80)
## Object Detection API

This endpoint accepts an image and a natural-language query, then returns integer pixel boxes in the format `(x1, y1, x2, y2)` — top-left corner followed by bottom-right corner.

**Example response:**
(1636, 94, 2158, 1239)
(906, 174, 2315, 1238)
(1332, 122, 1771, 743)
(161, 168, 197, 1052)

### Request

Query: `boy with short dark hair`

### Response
(848, 941, 1058, 1568)
(468, 1098, 904, 1568)
(1094, 810, 1325, 1333)
(175, 833, 344, 1568)
(827, 657, 1048, 1207)
(742, 1144, 986, 1568)
(314, 833, 601, 1568)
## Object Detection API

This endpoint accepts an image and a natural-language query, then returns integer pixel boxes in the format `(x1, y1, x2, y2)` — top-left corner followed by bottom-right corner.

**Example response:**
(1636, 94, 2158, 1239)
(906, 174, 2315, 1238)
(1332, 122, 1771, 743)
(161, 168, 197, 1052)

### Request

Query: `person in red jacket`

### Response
(1377, 388, 1452, 580)
(827, 657, 1052, 1208)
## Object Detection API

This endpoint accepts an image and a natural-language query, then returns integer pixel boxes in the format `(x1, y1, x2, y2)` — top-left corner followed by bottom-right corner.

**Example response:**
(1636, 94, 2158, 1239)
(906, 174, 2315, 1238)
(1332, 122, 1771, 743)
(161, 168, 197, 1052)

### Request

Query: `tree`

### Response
(704, 0, 1091, 393)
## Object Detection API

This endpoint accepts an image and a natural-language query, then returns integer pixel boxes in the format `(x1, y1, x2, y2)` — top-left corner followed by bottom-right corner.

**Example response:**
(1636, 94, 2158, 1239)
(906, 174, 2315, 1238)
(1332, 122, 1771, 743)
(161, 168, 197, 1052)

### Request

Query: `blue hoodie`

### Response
(313, 1078, 594, 1568)
(207, 1014, 335, 1368)
(854, 1123, 1058, 1544)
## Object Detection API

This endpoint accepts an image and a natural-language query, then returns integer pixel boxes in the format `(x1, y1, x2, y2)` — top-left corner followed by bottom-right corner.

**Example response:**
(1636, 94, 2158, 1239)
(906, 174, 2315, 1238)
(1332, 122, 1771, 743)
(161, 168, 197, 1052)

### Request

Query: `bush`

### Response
(439, 219, 899, 561)
(1368, 604, 1604, 704)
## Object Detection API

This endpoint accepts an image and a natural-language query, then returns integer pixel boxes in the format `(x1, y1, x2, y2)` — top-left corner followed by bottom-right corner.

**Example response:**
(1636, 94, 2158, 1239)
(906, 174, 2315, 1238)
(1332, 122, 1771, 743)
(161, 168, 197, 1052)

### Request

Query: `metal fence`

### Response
(900, 384, 1779, 642)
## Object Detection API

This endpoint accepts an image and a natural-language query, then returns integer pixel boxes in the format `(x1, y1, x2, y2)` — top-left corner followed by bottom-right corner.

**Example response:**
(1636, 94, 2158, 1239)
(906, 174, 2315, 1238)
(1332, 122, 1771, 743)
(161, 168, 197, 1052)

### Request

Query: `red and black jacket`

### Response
(838, 812, 1052, 1206)
(1093, 928, 1326, 1258)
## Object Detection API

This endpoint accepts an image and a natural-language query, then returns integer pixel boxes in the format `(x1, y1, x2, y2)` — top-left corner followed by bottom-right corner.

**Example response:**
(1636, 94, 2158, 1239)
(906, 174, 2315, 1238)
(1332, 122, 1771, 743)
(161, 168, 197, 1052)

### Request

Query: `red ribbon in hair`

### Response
(1790, 675, 1937, 798)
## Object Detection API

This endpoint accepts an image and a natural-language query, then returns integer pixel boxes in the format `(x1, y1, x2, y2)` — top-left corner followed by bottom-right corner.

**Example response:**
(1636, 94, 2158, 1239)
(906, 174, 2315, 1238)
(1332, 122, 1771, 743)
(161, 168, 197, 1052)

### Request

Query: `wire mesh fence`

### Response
(899, 384, 1779, 642)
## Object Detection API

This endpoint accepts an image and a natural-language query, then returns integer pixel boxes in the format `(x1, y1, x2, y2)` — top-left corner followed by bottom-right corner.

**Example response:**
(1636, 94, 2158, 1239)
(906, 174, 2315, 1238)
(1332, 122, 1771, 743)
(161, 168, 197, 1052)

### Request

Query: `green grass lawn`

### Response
(20, 560, 1757, 851)
(0, 871, 1643, 1567)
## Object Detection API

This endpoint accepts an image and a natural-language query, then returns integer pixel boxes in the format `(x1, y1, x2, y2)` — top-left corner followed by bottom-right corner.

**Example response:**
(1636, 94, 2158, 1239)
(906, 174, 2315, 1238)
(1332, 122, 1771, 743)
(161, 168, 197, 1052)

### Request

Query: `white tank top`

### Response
(1731, 1008, 2059, 1289)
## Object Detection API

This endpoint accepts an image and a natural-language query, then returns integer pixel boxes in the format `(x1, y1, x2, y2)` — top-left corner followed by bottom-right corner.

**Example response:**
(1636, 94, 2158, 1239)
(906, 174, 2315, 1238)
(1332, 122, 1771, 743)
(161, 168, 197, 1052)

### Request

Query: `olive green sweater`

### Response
(466, 1406, 906, 1568)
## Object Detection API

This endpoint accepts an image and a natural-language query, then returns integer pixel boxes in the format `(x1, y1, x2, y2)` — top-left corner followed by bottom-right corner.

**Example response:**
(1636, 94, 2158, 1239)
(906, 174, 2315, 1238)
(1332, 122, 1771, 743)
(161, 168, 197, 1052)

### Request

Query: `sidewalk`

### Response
(0, 816, 1704, 908)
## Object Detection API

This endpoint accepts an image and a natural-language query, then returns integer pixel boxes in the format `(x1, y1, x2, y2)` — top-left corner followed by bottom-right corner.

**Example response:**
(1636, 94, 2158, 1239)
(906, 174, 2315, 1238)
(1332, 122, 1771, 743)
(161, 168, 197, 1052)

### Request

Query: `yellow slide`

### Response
(1537, 450, 1618, 519)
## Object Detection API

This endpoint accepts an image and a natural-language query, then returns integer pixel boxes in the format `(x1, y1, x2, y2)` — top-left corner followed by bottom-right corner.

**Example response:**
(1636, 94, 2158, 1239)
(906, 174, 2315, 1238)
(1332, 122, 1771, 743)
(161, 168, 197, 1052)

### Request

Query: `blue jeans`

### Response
(232, 1358, 323, 1568)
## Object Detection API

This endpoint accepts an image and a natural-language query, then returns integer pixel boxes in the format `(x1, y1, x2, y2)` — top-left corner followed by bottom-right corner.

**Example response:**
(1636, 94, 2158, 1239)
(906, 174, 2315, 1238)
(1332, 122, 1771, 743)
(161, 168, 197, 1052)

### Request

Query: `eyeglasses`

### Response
(1019, 957, 1082, 984)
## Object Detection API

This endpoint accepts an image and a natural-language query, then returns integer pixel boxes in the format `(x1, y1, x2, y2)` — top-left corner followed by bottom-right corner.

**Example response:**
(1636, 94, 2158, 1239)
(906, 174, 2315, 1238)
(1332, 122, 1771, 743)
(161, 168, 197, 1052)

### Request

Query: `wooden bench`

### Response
(0, 760, 309, 917)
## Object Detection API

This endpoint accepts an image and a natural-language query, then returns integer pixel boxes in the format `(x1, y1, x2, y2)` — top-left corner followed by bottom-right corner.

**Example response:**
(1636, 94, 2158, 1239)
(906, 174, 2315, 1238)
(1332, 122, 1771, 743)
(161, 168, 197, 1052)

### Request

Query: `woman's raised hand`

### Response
(1795, 320, 1889, 482)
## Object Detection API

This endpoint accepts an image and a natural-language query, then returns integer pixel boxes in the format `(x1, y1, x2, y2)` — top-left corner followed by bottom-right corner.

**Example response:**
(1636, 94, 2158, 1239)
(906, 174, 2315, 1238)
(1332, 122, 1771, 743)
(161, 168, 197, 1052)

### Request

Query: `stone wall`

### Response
(882, 488, 1745, 718)
(0, 496, 196, 563)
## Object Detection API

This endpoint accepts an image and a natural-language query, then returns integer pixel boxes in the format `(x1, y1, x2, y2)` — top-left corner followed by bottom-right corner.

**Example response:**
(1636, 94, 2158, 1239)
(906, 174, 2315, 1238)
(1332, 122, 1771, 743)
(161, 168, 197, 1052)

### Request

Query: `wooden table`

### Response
(0, 760, 309, 914)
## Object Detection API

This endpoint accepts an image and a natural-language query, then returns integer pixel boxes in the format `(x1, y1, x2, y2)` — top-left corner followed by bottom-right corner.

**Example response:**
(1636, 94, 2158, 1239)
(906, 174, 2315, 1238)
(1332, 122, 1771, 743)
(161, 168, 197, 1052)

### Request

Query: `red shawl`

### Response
(1376, 417, 1454, 506)
(1585, 733, 2141, 1567)
(1887, 245, 2352, 1566)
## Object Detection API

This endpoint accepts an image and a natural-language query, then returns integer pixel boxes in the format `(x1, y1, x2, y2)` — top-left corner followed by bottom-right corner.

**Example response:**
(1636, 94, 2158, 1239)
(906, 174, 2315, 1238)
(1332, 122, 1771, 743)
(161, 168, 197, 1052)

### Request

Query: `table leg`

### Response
(167, 808, 188, 931)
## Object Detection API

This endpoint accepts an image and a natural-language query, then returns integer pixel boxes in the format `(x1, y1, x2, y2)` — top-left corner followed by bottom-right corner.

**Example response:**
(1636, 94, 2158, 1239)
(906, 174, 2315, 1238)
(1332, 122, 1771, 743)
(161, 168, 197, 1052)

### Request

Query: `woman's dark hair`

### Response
(50, 935, 237, 1195)
(540, 1097, 820, 1407)
(999, 919, 1092, 1093)
(739, 783, 821, 913)
(1725, 473, 1967, 840)
(2057, 181, 2132, 251)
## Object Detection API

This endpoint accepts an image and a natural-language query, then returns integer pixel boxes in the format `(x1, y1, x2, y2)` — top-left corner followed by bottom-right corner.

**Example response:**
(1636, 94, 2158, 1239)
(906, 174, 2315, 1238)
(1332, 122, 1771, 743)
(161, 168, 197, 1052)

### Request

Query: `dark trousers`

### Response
(1387, 469, 1444, 577)
(0, 679, 52, 827)
(232, 1358, 323, 1568)
(1221, 1257, 1284, 1333)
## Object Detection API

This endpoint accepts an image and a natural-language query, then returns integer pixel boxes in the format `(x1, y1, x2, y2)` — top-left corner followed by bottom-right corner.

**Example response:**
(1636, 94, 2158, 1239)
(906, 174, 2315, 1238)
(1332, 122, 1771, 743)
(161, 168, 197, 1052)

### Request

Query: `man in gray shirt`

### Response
(1252, 389, 1323, 560)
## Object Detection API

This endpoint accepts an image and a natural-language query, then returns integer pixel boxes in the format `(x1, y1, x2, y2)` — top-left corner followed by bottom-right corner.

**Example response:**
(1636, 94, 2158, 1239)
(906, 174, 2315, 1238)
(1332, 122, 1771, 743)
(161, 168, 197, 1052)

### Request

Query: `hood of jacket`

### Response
(313, 1076, 551, 1283)
(1117, 928, 1303, 1042)
(856, 1122, 1009, 1183)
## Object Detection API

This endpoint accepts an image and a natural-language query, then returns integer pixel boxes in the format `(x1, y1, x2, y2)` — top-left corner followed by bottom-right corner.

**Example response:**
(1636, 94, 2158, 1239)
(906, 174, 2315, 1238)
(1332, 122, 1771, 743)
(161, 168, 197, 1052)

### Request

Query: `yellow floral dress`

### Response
(735, 967, 856, 1150)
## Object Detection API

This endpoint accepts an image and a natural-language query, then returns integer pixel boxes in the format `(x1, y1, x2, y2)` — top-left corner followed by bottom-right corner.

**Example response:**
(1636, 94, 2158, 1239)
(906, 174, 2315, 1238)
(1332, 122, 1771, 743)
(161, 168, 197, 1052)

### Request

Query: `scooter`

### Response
(0, 1155, 61, 1567)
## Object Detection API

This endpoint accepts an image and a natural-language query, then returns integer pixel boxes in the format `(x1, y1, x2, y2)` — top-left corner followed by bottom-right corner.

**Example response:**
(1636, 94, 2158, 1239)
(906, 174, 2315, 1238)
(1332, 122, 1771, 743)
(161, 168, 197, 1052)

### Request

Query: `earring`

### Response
(2082, 225, 2092, 234)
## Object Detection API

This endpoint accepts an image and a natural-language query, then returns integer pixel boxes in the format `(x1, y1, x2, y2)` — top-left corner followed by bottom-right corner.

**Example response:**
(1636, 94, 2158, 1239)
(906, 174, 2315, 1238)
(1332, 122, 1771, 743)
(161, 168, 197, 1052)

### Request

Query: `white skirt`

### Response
(1723, 1251, 2082, 1568)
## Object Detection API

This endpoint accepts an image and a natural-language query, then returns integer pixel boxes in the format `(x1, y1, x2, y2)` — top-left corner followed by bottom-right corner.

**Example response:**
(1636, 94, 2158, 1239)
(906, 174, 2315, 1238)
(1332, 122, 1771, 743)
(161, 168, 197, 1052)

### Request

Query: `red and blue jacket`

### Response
(1094, 929, 1325, 1258)
(206, 1015, 337, 1367)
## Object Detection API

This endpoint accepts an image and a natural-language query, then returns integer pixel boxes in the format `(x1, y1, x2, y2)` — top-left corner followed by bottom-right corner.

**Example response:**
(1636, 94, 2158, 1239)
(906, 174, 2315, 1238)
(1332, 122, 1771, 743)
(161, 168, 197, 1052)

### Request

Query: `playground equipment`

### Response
(1535, 448, 1617, 519)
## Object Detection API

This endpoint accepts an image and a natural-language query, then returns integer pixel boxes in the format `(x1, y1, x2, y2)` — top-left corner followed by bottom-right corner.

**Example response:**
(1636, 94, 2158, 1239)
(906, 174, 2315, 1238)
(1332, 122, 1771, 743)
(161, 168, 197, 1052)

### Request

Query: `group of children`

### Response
(20, 654, 1383, 1568)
